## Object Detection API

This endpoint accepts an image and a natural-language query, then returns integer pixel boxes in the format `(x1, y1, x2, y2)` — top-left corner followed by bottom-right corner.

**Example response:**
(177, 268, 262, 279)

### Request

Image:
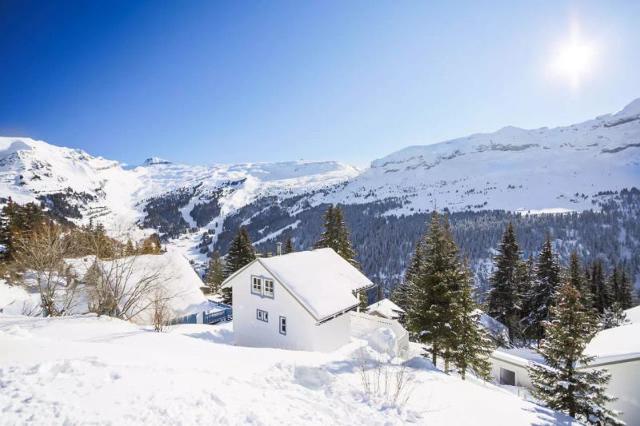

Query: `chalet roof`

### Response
(583, 322, 640, 365)
(366, 298, 404, 319)
(223, 248, 374, 322)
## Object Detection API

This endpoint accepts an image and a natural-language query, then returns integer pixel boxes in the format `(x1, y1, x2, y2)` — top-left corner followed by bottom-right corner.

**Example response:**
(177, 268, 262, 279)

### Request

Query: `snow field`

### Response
(0, 314, 575, 425)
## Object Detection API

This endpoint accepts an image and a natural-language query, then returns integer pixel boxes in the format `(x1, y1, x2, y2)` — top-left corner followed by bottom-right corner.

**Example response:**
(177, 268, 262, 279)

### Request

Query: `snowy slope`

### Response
(313, 98, 640, 213)
(0, 314, 576, 425)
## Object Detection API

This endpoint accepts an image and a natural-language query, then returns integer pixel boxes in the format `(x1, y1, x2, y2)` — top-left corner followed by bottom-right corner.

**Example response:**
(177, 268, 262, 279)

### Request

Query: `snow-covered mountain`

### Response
(0, 136, 359, 239)
(1, 99, 639, 285)
(314, 98, 640, 214)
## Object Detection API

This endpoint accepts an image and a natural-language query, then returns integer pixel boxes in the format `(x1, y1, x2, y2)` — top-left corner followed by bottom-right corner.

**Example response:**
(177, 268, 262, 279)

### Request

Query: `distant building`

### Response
(366, 298, 405, 321)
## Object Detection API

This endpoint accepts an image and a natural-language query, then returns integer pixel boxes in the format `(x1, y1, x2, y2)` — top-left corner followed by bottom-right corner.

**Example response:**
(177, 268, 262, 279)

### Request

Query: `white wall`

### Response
(489, 356, 533, 389)
(230, 262, 351, 352)
(580, 358, 640, 426)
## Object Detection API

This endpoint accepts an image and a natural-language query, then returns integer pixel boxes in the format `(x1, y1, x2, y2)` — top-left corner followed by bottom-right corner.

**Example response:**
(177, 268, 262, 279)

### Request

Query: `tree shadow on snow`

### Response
(524, 405, 579, 426)
(183, 329, 234, 345)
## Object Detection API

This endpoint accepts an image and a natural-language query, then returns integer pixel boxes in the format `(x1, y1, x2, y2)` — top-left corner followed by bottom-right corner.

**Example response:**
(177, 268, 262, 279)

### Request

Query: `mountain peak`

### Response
(142, 157, 171, 166)
(617, 98, 640, 117)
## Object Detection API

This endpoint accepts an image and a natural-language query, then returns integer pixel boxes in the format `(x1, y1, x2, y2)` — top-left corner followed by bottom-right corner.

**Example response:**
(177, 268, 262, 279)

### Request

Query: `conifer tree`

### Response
(567, 251, 592, 309)
(529, 281, 622, 425)
(405, 212, 459, 367)
(204, 251, 225, 294)
(314, 205, 359, 267)
(487, 223, 523, 341)
(526, 236, 561, 341)
(451, 261, 494, 380)
(610, 265, 633, 310)
(222, 227, 256, 304)
(393, 239, 424, 311)
(601, 304, 629, 329)
(589, 260, 609, 314)
(284, 237, 294, 254)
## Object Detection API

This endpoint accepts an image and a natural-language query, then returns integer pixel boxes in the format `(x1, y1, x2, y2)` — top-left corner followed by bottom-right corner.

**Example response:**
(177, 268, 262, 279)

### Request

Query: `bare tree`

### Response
(151, 286, 174, 332)
(356, 348, 415, 408)
(84, 255, 167, 321)
(13, 223, 80, 317)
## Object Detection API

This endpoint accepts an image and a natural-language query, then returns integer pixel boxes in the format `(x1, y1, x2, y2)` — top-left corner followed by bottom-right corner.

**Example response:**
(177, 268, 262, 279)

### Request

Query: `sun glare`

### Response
(549, 22, 596, 89)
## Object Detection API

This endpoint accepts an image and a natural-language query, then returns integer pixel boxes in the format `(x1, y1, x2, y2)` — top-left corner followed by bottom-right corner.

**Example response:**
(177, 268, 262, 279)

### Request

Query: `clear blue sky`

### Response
(1, 1, 639, 166)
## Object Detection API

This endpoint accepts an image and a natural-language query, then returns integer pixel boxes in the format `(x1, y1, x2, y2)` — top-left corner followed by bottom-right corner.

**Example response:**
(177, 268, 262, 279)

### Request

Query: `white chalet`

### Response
(221, 248, 374, 352)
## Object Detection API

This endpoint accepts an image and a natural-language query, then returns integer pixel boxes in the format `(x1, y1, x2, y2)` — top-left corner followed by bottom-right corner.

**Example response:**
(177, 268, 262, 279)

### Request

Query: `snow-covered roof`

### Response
(223, 248, 373, 322)
(491, 348, 545, 368)
(366, 298, 404, 319)
(583, 322, 640, 365)
(624, 305, 640, 324)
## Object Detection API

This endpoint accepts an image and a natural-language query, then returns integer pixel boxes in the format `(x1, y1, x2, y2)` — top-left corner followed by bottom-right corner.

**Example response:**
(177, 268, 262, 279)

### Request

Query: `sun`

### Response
(549, 23, 596, 89)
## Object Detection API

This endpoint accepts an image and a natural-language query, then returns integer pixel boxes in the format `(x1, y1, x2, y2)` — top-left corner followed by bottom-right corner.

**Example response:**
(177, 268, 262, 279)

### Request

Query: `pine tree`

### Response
(589, 260, 609, 314)
(284, 237, 294, 254)
(405, 212, 459, 367)
(222, 227, 256, 304)
(358, 289, 369, 311)
(529, 280, 622, 425)
(567, 251, 592, 309)
(314, 205, 359, 267)
(601, 303, 629, 329)
(451, 261, 494, 380)
(487, 223, 523, 341)
(526, 236, 561, 341)
(314, 205, 336, 250)
(610, 265, 633, 310)
(393, 239, 424, 311)
(204, 251, 225, 294)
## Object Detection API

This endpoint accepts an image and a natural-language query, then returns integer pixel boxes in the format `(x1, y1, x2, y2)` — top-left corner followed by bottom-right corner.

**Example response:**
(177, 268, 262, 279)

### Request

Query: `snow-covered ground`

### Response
(0, 314, 576, 425)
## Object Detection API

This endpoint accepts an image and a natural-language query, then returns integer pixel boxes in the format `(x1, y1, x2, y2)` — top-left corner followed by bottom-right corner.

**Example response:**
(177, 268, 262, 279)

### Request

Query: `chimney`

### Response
(276, 242, 283, 256)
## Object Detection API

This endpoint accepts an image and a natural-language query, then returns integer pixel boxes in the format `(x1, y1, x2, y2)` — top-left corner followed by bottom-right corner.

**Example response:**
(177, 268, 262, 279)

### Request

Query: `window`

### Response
(252, 277, 262, 294)
(257, 309, 268, 322)
(279, 316, 287, 335)
(499, 368, 516, 386)
(264, 280, 274, 297)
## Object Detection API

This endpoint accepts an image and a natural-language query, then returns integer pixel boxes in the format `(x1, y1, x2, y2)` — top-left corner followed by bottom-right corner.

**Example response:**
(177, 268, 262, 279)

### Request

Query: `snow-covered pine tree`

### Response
(528, 280, 622, 425)
(516, 255, 536, 341)
(222, 227, 256, 304)
(487, 222, 523, 341)
(451, 260, 494, 380)
(526, 236, 561, 341)
(284, 237, 294, 254)
(601, 303, 629, 329)
(405, 212, 458, 367)
(589, 260, 609, 314)
(204, 251, 225, 294)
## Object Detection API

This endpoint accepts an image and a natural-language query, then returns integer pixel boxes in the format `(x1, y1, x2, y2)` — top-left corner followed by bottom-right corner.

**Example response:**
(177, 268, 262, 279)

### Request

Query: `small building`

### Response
(366, 298, 405, 321)
(221, 248, 374, 352)
(489, 348, 543, 389)
(582, 322, 640, 426)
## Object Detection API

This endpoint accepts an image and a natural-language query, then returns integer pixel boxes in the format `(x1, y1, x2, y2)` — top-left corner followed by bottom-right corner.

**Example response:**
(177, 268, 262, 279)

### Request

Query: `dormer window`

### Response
(252, 277, 262, 295)
(264, 280, 274, 297)
(251, 276, 274, 298)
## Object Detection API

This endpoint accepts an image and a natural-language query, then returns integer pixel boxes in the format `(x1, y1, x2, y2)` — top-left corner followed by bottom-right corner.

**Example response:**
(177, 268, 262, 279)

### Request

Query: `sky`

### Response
(1, 1, 639, 167)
